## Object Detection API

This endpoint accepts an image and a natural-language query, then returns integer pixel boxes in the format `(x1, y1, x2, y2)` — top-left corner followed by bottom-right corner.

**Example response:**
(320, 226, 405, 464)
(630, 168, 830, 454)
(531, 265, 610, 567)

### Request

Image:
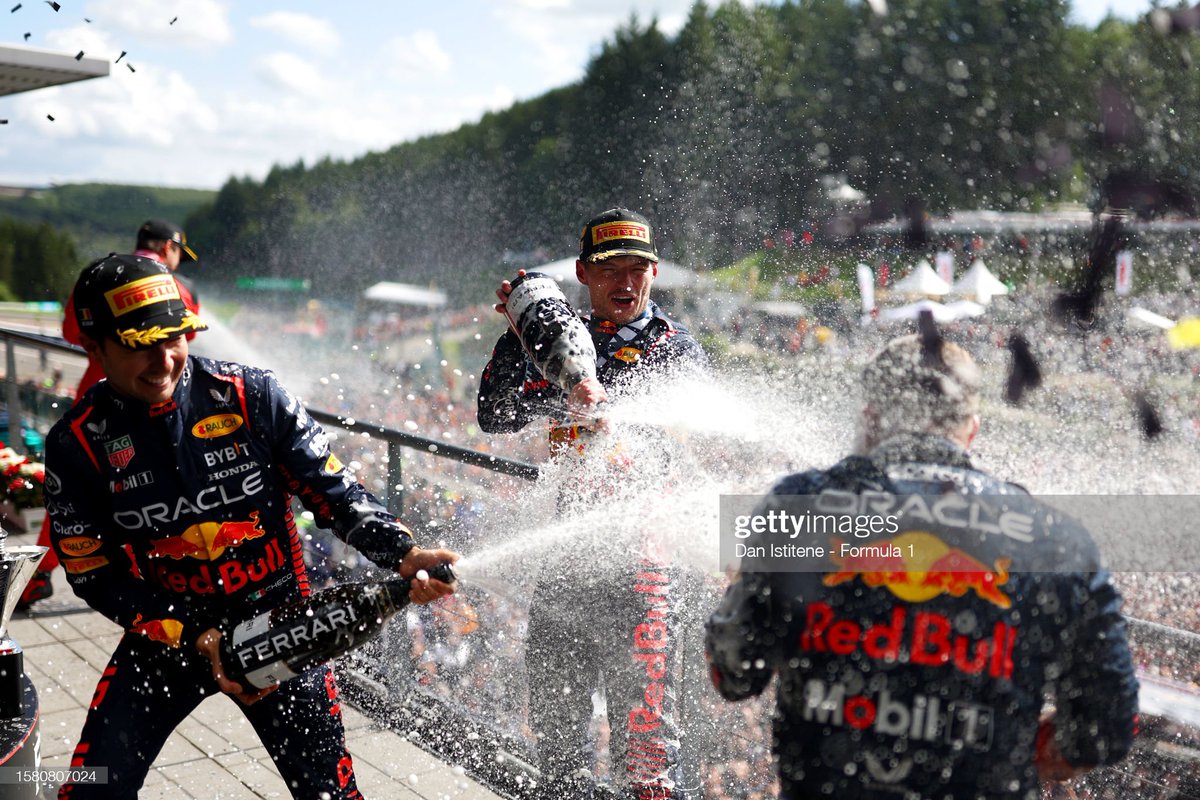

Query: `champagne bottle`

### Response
(504, 271, 598, 393)
(220, 562, 456, 690)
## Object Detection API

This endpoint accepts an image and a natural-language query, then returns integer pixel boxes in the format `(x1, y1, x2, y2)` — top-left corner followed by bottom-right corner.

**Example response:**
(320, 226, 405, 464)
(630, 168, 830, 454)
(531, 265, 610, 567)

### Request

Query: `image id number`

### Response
(0, 766, 108, 785)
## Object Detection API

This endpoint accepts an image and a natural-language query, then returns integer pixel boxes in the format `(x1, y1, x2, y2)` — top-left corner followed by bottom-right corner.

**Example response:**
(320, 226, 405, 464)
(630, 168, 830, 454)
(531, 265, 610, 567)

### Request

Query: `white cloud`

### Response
(384, 30, 453, 80)
(504, 0, 572, 8)
(87, 0, 233, 47)
(254, 52, 337, 99)
(13, 62, 218, 146)
(483, 1, 695, 91)
(476, 85, 519, 115)
(42, 23, 120, 62)
(0, 2, 706, 189)
(1071, 0, 1149, 25)
(160, 75, 520, 187)
(490, 13, 580, 88)
(248, 12, 340, 55)
(361, 84, 516, 144)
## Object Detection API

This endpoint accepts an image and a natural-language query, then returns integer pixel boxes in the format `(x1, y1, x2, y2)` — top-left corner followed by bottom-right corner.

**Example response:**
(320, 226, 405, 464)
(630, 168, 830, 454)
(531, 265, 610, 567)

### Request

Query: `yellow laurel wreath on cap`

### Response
(115, 312, 206, 348)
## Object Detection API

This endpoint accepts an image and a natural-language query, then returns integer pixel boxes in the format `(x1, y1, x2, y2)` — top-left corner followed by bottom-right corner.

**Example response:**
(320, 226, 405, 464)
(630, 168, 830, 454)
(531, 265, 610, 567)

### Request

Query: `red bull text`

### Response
(152, 538, 288, 596)
(628, 563, 676, 799)
(801, 601, 1017, 680)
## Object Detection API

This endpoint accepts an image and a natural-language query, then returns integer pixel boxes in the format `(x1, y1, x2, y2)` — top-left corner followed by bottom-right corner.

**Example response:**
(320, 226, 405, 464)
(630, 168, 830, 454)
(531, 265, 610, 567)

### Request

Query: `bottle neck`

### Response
(377, 563, 454, 609)
(381, 577, 413, 610)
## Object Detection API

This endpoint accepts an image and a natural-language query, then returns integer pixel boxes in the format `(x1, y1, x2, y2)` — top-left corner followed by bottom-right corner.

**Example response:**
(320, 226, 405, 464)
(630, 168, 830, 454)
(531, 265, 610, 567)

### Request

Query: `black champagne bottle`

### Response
(220, 562, 456, 689)
(504, 271, 597, 393)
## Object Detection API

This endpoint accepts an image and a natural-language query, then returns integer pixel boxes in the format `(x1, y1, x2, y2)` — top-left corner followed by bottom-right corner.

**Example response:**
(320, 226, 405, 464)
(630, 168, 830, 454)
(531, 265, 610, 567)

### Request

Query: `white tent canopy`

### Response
(826, 182, 866, 203)
(362, 281, 448, 308)
(890, 259, 951, 296)
(952, 258, 1009, 304)
(878, 299, 986, 324)
(529, 257, 704, 291)
(1126, 306, 1176, 330)
(752, 300, 809, 318)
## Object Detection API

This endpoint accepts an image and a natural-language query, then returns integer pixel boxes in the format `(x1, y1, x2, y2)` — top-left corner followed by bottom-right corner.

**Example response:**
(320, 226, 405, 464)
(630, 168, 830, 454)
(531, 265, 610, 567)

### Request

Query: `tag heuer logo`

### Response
(105, 435, 136, 469)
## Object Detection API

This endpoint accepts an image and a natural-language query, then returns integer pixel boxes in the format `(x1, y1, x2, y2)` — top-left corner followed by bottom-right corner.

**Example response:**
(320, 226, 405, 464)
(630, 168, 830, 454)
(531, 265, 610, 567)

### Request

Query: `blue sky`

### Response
(0, 0, 1154, 190)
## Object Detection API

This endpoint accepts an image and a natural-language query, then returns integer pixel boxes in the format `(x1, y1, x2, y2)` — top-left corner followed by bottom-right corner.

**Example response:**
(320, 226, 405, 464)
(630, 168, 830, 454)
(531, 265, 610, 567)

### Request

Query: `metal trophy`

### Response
(0, 523, 47, 717)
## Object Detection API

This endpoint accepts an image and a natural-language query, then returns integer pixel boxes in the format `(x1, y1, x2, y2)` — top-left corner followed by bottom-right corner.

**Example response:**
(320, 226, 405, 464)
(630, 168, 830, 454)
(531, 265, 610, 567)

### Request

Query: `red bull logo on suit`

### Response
(146, 512, 265, 561)
(823, 531, 1012, 608)
(145, 511, 288, 596)
(812, 532, 1018, 680)
(130, 613, 184, 648)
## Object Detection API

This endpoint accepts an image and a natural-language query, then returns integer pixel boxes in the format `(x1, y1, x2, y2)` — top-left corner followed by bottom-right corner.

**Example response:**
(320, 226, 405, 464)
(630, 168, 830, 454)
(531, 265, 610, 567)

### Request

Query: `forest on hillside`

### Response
(11, 1, 1200, 304)
(184, 0, 1198, 301)
(0, 218, 78, 303)
(1, 184, 214, 302)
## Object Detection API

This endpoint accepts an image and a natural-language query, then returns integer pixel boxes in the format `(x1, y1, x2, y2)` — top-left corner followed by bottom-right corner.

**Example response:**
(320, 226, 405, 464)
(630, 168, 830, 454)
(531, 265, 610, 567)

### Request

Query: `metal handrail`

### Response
(306, 409, 540, 481)
(0, 328, 83, 353)
(0, 326, 541, 509)
(305, 409, 540, 514)
(1, 328, 84, 452)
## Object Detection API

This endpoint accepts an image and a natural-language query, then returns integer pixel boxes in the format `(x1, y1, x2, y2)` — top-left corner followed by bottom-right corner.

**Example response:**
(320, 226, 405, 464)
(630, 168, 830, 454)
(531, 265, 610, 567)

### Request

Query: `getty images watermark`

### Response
(721, 493, 1200, 573)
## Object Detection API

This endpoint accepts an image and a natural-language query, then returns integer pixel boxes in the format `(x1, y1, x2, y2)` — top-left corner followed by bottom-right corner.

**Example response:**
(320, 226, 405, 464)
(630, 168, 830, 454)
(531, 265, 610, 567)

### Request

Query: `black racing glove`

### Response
(344, 515, 416, 568)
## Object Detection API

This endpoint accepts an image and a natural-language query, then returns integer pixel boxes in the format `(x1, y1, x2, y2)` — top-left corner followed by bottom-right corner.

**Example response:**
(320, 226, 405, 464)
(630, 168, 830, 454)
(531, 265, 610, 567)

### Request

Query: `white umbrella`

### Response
(752, 300, 809, 318)
(878, 299, 985, 324)
(1126, 306, 1176, 331)
(890, 260, 951, 296)
(951, 258, 1009, 304)
(362, 281, 448, 308)
(943, 299, 988, 319)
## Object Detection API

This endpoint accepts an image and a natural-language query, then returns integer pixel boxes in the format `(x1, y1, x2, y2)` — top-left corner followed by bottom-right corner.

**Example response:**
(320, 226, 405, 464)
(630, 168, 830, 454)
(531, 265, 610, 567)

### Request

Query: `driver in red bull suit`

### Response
(20, 218, 203, 610)
(43, 254, 458, 800)
(477, 209, 707, 799)
(705, 330, 1139, 800)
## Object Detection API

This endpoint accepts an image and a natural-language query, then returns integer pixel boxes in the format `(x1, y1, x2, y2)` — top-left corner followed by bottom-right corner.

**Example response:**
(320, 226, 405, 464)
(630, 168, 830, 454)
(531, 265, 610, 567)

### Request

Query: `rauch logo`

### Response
(192, 414, 243, 439)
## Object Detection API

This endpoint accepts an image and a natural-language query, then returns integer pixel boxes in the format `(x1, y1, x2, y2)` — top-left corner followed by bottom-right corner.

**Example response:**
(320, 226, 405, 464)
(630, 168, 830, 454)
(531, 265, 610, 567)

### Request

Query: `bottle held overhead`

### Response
(504, 271, 598, 394)
(220, 562, 456, 690)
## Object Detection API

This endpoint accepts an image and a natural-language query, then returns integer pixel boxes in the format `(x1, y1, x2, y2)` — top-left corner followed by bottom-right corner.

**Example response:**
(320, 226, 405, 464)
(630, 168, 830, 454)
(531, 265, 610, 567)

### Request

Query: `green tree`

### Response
(2, 219, 79, 302)
(179, 0, 1196, 285)
(660, 2, 791, 264)
(1077, 14, 1200, 214)
(0, 219, 15, 289)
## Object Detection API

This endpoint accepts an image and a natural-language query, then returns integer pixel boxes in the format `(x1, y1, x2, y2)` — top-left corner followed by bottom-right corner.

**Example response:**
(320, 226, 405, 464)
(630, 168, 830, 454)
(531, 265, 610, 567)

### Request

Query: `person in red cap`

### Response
(19, 219, 202, 609)
(44, 253, 456, 799)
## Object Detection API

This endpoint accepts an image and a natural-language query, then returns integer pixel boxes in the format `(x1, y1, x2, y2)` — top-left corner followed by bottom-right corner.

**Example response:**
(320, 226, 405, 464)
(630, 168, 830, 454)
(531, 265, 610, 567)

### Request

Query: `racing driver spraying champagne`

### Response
(479, 208, 707, 799)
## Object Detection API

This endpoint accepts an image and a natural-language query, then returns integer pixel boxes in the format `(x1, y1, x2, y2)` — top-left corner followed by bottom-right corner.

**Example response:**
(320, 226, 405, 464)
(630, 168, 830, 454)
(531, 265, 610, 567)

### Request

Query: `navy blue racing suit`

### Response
(44, 355, 416, 799)
(705, 434, 1139, 800)
(478, 301, 707, 799)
